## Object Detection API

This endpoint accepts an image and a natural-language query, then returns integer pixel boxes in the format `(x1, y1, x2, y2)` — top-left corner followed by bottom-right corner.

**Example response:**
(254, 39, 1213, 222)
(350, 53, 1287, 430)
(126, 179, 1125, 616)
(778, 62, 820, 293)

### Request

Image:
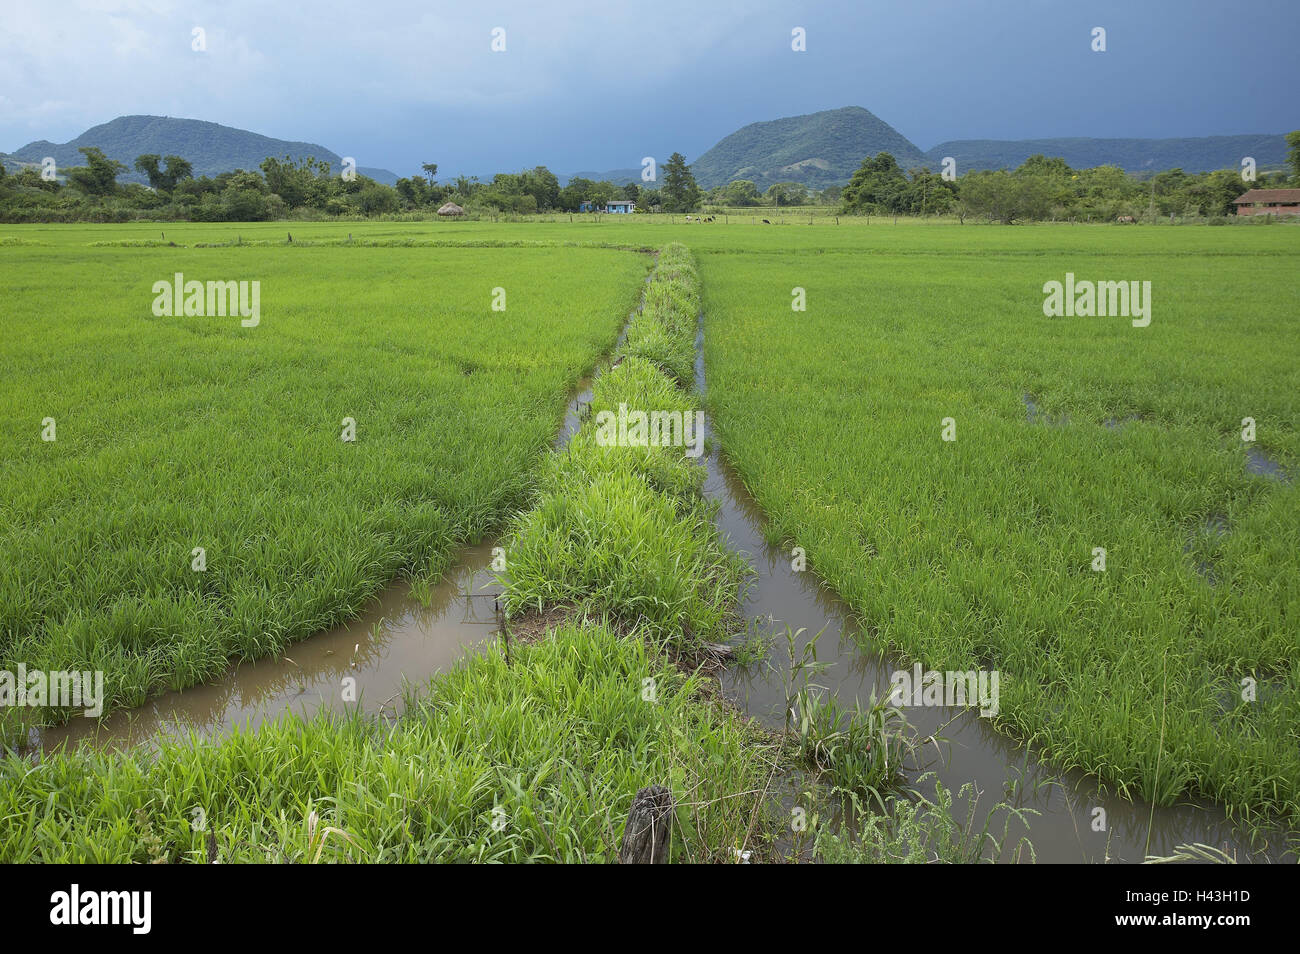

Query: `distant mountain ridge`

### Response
(924, 135, 1290, 175)
(5, 116, 398, 184)
(685, 107, 1292, 188)
(6, 111, 1293, 194)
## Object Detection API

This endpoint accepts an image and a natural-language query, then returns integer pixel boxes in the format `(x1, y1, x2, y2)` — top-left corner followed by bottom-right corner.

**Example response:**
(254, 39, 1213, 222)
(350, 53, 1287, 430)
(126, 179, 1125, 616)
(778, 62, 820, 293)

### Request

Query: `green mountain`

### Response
(689, 106, 927, 190)
(6, 116, 398, 184)
(685, 107, 1293, 189)
(924, 135, 1291, 175)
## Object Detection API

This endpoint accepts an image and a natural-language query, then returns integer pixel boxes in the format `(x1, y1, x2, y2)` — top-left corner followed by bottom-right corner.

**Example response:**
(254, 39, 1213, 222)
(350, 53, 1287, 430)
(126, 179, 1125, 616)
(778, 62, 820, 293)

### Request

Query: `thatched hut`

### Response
(437, 202, 466, 217)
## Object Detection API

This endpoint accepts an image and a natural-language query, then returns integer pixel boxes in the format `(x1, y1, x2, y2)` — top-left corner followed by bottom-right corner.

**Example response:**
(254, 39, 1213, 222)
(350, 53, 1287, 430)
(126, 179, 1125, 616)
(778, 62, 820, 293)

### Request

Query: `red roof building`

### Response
(1234, 188, 1300, 216)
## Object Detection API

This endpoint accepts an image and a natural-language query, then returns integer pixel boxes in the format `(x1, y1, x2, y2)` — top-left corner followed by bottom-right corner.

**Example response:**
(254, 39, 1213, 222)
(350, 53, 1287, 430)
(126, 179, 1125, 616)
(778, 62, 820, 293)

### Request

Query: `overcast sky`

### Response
(2, 0, 1297, 178)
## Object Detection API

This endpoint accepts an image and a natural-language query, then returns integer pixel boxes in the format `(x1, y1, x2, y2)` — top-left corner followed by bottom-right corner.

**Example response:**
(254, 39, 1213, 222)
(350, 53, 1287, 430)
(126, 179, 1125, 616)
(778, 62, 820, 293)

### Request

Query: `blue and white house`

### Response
(578, 199, 636, 213)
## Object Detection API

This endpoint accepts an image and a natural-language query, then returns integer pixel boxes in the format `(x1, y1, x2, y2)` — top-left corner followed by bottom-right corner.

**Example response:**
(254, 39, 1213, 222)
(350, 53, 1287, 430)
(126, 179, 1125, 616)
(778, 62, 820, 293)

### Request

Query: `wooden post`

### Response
(618, 785, 674, 864)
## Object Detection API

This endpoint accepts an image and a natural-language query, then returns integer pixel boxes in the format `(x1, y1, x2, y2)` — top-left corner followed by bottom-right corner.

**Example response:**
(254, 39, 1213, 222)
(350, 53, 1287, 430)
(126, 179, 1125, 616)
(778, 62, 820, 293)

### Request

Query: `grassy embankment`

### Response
(495, 241, 991, 861)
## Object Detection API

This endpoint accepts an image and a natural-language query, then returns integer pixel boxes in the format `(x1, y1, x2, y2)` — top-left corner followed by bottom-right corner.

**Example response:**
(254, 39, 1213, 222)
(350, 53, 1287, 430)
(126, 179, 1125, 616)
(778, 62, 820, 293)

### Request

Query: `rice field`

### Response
(699, 223, 1300, 822)
(0, 236, 792, 864)
(3, 218, 1298, 859)
(0, 229, 646, 738)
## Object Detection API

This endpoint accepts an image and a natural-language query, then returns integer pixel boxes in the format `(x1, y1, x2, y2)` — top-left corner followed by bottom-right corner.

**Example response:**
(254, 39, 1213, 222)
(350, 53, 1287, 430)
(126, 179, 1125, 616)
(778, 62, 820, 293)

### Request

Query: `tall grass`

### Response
(814, 778, 1038, 864)
(0, 621, 777, 862)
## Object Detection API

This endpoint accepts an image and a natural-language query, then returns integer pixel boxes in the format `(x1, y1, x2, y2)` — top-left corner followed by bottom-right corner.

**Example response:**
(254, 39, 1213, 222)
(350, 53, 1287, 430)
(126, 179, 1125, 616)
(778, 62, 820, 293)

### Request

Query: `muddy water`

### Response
(36, 542, 505, 753)
(695, 323, 1296, 864)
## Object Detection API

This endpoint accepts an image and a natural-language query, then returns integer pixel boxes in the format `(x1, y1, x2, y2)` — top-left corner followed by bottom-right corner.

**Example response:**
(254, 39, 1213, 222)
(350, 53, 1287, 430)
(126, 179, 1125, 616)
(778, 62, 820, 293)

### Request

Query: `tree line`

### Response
(829, 137, 1300, 222)
(2, 133, 1297, 223)
(0, 148, 705, 222)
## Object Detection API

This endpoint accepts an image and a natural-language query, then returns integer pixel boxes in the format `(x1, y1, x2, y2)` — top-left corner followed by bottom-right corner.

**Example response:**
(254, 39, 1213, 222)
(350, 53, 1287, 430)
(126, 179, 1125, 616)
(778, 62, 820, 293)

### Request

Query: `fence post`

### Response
(618, 785, 674, 864)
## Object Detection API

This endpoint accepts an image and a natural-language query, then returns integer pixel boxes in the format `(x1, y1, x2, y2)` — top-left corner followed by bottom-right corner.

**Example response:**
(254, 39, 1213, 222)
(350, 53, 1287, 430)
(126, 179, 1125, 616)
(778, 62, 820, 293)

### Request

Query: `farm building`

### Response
(1233, 189, 1300, 216)
(578, 200, 636, 213)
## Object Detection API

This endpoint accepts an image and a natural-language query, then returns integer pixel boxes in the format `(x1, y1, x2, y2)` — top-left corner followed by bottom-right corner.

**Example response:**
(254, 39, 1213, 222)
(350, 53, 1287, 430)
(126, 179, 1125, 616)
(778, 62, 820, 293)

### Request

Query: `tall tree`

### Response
(1287, 130, 1300, 183)
(134, 154, 163, 188)
(958, 170, 1053, 224)
(1016, 154, 1074, 178)
(260, 154, 330, 208)
(523, 166, 560, 210)
(841, 152, 908, 213)
(135, 154, 194, 191)
(66, 147, 126, 196)
(720, 179, 760, 206)
(661, 153, 701, 212)
(162, 155, 194, 189)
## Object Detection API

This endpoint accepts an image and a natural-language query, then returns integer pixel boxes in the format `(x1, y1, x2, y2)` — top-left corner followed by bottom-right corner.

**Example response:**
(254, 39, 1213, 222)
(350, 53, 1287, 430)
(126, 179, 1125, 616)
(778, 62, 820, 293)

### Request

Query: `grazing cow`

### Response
(761, 219, 771, 224)
(1116, 215, 1135, 224)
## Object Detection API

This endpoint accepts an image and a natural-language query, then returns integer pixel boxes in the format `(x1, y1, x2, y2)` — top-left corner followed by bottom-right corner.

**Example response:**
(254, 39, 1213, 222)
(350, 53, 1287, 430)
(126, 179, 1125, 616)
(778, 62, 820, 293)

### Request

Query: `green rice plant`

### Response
(813, 777, 1038, 864)
(619, 243, 700, 384)
(502, 469, 747, 648)
(779, 625, 831, 729)
(0, 621, 778, 862)
(790, 689, 911, 808)
(544, 357, 706, 507)
(777, 625, 912, 805)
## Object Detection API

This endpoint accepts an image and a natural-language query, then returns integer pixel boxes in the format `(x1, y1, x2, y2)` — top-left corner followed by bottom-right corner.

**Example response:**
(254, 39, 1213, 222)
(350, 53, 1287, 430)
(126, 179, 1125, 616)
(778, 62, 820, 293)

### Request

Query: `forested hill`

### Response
(6, 116, 398, 184)
(690, 106, 927, 189)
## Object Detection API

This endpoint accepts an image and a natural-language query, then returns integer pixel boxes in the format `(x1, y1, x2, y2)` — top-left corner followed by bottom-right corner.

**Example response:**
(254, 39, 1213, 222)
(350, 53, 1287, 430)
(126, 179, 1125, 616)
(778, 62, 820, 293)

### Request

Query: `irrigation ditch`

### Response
(26, 242, 1297, 863)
